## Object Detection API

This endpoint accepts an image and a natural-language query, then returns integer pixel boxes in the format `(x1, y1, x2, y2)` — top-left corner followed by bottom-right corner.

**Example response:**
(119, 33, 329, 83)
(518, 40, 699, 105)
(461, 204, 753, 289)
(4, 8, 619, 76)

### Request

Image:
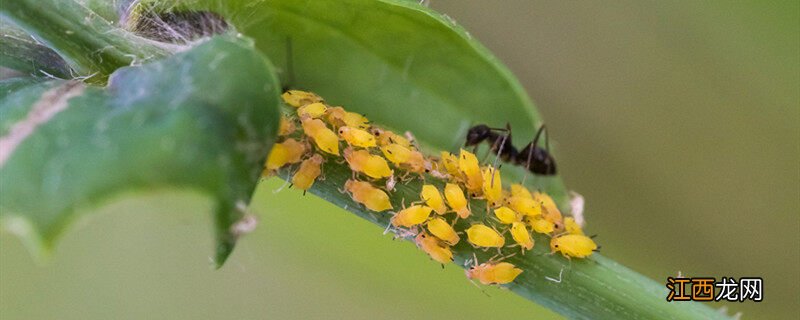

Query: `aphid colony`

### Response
(265, 90, 598, 286)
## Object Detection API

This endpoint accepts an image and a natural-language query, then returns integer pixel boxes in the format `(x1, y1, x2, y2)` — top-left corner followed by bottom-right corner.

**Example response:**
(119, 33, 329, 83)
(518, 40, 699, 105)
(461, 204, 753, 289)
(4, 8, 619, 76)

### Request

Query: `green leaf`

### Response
(128, 0, 568, 207)
(0, 37, 281, 266)
(0, 18, 71, 78)
(122, 1, 731, 318)
(0, 0, 171, 81)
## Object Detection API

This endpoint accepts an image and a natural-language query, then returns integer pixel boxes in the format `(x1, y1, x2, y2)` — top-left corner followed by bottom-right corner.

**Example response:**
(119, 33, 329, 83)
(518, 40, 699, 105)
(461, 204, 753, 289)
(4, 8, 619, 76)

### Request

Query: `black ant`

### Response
(517, 125, 557, 175)
(464, 123, 557, 176)
(464, 123, 518, 162)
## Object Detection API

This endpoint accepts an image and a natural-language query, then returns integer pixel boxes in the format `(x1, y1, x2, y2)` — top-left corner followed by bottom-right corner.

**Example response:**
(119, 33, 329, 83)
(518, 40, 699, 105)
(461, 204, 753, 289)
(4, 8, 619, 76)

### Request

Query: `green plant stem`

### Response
(276, 160, 732, 320)
(0, 0, 170, 80)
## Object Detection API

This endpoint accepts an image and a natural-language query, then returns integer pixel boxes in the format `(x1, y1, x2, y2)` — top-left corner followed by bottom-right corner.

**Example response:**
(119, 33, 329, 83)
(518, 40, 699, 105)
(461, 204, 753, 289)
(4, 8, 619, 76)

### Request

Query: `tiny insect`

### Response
(297, 102, 328, 119)
(510, 222, 534, 251)
(564, 217, 584, 235)
(371, 127, 412, 147)
(278, 115, 296, 136)
(527, 216, 555, 234)
(482, 166, 503, 207)
(464, 123, 518, 162)
(391, 205, 433, 228)
(516, 125, 557, 175)
(415, 232, 453, 264)
(301, 117, 340, 155)
(344, 179, 393, 212)
(338, 126, 377, 148)
(265, 138, 307, 171)
(466, 261, 523, 285)
(458, 149, 483, 195)
(426, 217, 460, 245)
(510, 184, 533, 199)
(326, 106, 370, 129)
(380, 143, 413, 165)
(420, 185, 447, 215)
(550, 234, 598, 258)
(343, 147, 393, 179)
(505, 196, 542, 217)
(443, 183, 471, 219)
(493, 206, 518, 224)
(465, 224, 505, 248)
(291, 154, 324, 191)
(282, 90, 322, 107)
(463, 123, 558, 176)
(439, 151, 460, 177)
(534, 192, 563, 225)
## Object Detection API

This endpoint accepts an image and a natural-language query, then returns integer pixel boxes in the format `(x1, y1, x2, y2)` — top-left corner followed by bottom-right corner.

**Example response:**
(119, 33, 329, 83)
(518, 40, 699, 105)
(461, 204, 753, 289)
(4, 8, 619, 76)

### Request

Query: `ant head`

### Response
(465, 124, 491, 146)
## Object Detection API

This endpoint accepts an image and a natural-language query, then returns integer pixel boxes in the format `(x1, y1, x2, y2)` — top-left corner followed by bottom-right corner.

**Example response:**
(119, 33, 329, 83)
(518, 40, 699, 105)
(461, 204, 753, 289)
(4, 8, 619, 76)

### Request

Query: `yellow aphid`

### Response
(301, 117, 340, 155)
(439, 151, 460, 176)
(506, 196, 542, 217)
(493, 206, 518, 224)
(344, 147, 393, 179)
(466, 224, 505, 248)
(297, 102, 327, 118)
(511, 222, 534, 250)
(534, 192, 563, 223)
(338, 126, 376, 148)
(326, 107, 370, 129)
(282, 90, 322, 107)
(426, 217, 460, 245)
(344, 179, 393, 212)
(482, 167, 503, 206)
(372, 128, 412, 147)
(415, 233, 453, 264)
(291, 154, 324, 190)
(380, 143, 413, 164)
(391, 205, 433, 228)
(458, 149, 483, 195)
(528, 216, 555, 234)
(466, 262, 523, 285)
(510, 184, 532, 199)
(420, 185, 447, 214)
(550, 234, 598, 258)
(444, 183, 471, 219)
(278, 116, 296, 136)
(564, 217, 584, 235)
(404, 150, 428, 173)
(265, 138, 306, 171)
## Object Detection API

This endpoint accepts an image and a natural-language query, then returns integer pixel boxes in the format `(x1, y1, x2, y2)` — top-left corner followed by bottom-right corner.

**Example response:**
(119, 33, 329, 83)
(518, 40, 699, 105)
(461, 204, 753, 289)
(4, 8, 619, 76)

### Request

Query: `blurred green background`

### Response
(1, 1, 798, 319)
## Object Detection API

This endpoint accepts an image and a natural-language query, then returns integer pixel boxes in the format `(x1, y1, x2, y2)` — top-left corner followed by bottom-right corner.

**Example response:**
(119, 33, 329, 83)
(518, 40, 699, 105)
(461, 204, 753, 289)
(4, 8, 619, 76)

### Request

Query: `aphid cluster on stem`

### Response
(264, 90, 598, 287)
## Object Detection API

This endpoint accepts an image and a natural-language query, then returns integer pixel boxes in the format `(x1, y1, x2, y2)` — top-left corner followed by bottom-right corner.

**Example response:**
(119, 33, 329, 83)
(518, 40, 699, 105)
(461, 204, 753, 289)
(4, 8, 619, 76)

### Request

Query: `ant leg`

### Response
(521, 125, 546, 185)
(489, 134, 509, 187)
